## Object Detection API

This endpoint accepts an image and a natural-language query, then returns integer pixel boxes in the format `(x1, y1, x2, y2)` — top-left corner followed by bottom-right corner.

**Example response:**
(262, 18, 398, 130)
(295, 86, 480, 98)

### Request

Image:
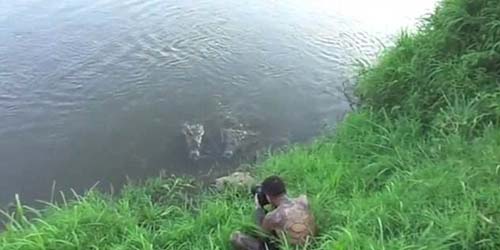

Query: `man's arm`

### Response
(255, 206, 279, 233)
(253, 194, 281, 233)
(261, 210, 281, 233)
(254, 194, 267, 226)
(255, 206, 266, 225)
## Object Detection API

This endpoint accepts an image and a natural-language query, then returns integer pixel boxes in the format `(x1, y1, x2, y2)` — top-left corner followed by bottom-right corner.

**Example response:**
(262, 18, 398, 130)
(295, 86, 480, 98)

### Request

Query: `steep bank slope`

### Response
(1, 0, 499, 249)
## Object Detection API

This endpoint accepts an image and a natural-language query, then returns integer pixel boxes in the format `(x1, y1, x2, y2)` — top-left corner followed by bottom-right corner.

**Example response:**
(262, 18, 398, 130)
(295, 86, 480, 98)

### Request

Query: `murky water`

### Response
(0, 0, 437, 205)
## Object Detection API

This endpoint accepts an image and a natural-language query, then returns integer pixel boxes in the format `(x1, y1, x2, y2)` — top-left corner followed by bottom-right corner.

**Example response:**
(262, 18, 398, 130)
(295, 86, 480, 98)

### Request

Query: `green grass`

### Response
(356, 0, 500, 136)
(1, 0, 500, 249)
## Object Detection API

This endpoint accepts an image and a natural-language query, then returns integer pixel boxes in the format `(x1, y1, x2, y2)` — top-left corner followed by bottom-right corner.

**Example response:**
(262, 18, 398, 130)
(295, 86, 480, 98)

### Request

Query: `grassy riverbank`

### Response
(1, 0, 499, 249)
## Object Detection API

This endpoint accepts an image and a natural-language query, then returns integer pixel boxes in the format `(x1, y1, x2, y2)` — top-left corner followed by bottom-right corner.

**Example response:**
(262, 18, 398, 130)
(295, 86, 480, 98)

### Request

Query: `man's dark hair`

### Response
(261, 175, 286, 197)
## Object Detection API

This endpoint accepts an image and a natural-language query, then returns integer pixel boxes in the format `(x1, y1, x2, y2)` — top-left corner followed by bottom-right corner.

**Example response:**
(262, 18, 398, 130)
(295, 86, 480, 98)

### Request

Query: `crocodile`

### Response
(181, 98, 261, 160)
(181, 122, 205, 160)
(220, 128, 257, 159)
(215, 98, 259, 159)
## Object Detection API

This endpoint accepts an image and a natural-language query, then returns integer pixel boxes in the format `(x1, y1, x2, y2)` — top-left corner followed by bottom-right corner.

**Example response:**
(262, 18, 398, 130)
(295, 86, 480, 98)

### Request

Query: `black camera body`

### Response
(251, 185, 269, 207)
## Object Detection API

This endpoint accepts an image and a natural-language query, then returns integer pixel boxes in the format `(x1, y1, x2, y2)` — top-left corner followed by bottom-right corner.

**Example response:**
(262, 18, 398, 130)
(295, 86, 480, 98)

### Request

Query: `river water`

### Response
(0, 0, 437, 205)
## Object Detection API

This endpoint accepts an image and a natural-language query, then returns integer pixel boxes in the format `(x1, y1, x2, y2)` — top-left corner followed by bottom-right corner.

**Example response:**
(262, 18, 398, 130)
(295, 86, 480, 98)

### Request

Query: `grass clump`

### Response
(1, 0, 500, 249)
(356, 0, 500, 136)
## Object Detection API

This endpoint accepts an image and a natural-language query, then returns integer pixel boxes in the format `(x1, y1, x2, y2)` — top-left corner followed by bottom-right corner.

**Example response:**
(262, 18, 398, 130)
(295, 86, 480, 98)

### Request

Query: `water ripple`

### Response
(0, 0, 438, 205)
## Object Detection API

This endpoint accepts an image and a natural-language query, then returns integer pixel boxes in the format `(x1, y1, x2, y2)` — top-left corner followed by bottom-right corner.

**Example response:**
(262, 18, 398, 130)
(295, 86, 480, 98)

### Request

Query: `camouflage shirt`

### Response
(263, 195, 317, 246)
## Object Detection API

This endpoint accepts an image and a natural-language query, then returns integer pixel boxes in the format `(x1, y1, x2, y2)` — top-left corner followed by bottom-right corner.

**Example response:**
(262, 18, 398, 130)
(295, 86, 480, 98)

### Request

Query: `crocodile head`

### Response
(220, 128, 256, 159)
(182, 123, 205, 160)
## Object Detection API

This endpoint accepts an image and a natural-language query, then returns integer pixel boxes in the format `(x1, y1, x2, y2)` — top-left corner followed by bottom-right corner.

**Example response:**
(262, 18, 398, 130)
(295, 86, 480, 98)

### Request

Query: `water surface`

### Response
(0, 0, 437, 205)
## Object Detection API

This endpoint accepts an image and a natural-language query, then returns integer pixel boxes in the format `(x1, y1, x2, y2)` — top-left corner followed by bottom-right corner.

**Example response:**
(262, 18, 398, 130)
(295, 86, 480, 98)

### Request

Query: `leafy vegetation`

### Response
(1, 0, 499, 249)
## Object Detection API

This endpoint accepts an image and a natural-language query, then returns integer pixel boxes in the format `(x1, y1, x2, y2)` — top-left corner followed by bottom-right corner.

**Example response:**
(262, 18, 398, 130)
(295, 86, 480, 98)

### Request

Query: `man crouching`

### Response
(230, 176, 317, 250)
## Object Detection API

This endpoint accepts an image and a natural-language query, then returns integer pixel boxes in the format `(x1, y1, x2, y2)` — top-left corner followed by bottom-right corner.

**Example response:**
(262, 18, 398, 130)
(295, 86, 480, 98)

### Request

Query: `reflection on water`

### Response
(0, 0, 437, 205)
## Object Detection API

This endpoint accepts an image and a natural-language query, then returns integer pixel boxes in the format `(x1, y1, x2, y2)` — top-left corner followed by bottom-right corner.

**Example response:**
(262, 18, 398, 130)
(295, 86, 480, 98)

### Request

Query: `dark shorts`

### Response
(231, 231, 278, 250)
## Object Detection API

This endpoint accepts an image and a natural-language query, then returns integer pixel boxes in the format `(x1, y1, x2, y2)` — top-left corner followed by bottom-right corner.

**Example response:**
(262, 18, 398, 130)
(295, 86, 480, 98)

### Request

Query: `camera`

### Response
(251, 185, 269, 207)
